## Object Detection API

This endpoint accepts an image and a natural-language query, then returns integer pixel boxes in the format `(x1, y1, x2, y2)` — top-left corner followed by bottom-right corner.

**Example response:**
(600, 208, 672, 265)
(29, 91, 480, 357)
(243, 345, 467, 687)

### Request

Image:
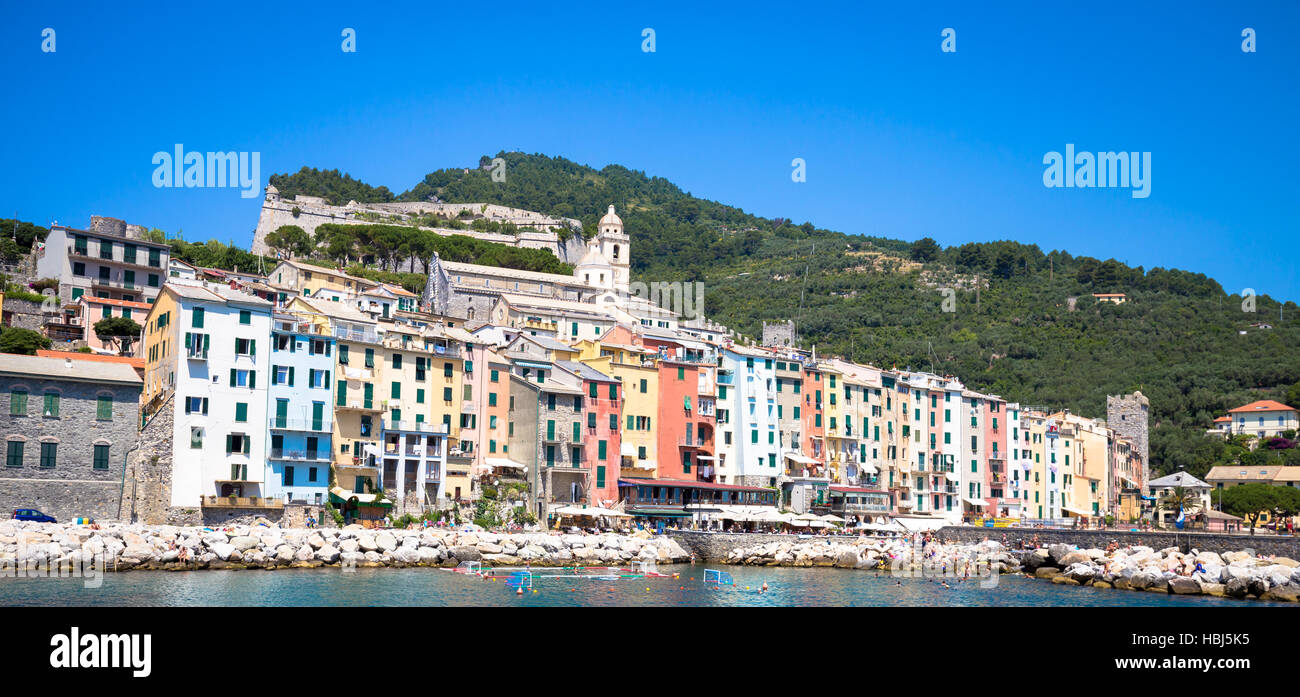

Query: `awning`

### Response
(860, 463, 879, 474)
(944, 471, 959, 483)
(629, 509, 692, 518)
(963, 497, 989, 507)
(783, 452, 819, 465)
(620, 443, 638, 457)
(485, 457, 526, 470)
(696, 455, 718, 461)
(895, 517, 947, 532)
(328, 487, 392, 507)
(1063, 506, 1094, 517)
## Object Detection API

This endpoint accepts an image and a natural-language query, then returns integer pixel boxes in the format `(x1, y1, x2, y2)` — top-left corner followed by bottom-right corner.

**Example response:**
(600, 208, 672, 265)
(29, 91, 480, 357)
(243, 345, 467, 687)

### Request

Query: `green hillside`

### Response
(269, 152, 1300, 478)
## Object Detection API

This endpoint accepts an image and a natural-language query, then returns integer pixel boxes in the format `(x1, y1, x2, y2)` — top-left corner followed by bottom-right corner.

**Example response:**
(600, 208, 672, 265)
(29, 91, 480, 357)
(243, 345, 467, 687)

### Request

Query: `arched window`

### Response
(613, 244, 620, 260)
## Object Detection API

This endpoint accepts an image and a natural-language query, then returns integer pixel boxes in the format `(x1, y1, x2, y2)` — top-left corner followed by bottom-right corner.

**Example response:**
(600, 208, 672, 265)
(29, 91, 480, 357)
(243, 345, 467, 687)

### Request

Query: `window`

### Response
(10, 388, 27, 416)
(391, 382, 401, 399)
(43, 391, 60, 417)
(235, 338, 255, 355)
(148, 274, 160, 287)
(97, 395, 113, 420)
(235, 402, 248, 422)
(339, 345, 350, 364)
(39, 442, 57, 469)
(192, 308, 205, 328)
(93, 444, 110, 470)
(191, 427, 203, 449)
(239, 310, 251, 325)
(5, 441, 22, 468)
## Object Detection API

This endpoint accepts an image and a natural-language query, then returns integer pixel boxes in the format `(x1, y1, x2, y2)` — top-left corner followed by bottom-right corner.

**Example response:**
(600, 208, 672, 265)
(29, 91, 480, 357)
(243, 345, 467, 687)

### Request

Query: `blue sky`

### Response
(2, 1, 1296, 300)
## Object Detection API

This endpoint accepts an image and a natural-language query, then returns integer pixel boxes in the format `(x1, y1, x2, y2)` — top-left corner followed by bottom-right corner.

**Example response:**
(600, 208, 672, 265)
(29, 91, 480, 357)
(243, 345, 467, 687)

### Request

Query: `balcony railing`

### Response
(269, 448, 328, 461)
(383, 419, 448, 435)
(333, 326, 380, 344)
(268, 417, 330, 432)
(201, 495, 284, 509)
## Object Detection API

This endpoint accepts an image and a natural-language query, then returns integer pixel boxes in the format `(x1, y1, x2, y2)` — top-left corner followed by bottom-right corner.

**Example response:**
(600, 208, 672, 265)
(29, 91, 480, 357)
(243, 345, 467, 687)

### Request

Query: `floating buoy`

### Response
(516, 587, 523, 595)
(645, 587, 650, 591)
(762, 582, 768, 591)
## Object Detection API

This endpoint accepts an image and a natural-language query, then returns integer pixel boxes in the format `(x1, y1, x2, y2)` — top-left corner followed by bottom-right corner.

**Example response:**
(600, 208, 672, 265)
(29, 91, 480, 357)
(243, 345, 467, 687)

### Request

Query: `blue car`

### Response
(12, 508, 56, 523)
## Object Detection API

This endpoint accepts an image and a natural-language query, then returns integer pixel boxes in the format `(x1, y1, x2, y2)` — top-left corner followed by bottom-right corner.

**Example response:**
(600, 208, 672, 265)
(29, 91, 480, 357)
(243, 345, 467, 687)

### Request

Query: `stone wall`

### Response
(936, 526, 1300, 557)
(0, 371, 141, 522)
(121, 393, 174, 524)
(3, 297, 49, 331)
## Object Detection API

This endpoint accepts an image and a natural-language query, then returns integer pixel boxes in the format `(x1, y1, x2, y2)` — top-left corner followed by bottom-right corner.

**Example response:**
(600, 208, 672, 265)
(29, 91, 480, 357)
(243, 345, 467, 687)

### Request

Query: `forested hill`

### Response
(269, 152, 1300, 478)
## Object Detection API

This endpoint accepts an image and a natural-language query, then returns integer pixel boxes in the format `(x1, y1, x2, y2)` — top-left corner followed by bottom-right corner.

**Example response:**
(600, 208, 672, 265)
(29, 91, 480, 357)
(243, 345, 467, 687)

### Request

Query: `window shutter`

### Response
(243, 436, 250, 455)
(288, 367, 295, 386)
(202, 398, 209, 414)
(249, 371, 256, 389)
(324, 370, 331, 388)
(225, 435, 233, 453)
(271, 365, 279, 385)
(185, 334, 192, 349)
(250, 339, 256, 355)
(203, 334, 210, 353)
(229, 369, 236, 387)
(184, 399, 192, 414)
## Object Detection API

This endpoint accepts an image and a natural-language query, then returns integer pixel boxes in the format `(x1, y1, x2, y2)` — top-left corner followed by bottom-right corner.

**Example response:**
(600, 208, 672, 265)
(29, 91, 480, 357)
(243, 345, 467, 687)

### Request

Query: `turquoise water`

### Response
(0, 566, 1280, 607)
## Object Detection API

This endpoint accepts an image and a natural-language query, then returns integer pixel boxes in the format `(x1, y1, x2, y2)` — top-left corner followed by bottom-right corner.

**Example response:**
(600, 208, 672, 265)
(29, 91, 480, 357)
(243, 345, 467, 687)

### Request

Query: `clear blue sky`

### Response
(2, 1, 1296, 300)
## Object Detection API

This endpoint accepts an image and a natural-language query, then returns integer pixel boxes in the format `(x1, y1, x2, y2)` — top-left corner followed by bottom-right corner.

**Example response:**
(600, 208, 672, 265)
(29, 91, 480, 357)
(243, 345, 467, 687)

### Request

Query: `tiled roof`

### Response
(1227, 400, 1296, 414)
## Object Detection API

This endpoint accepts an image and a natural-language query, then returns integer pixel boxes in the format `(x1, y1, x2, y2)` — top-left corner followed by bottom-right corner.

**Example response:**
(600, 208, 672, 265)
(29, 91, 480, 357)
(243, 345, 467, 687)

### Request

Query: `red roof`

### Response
(1213, 416, 1231, 423)
(80, 296, 152, 310)
(1227, 400, 1296, 414)
(36, 350, 145, 370)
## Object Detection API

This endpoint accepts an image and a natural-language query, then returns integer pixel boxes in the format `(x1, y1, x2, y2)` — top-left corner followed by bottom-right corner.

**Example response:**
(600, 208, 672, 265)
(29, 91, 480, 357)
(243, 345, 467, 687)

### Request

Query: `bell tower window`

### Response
(613, 244, 620, 260)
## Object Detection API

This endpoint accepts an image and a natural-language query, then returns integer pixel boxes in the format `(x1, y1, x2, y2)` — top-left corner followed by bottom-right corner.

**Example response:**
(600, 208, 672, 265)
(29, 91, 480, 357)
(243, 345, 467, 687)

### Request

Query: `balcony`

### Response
(383, 419, 448, 435)
(337, 399, 383, 413)
(678, 437, 710, 448)
(333, 326, 381, 344)
(270, 448, 329, 461)
(383, 443, 442, 459)
(268, 417, 330, 432)
(717, 373, 735, 386)
(201, 495, 283, 509)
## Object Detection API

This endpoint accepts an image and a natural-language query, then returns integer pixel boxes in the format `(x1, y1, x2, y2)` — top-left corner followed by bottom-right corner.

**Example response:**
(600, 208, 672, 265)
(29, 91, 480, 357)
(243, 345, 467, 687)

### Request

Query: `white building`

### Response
(715, 345, 781, 488)
(141, 281, 274, 508)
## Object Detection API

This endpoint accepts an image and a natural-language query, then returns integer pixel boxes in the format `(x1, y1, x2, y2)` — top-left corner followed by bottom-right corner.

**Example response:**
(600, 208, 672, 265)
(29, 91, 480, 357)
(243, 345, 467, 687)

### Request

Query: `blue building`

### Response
(262, 312, 335, 505)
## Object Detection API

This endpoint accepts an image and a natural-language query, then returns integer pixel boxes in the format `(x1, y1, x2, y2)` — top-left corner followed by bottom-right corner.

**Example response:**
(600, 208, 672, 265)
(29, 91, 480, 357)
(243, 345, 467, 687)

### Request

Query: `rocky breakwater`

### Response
(724, 536, 1019, 576)
(1017, 543, 1300, 602)
(0, 521, 690, 572)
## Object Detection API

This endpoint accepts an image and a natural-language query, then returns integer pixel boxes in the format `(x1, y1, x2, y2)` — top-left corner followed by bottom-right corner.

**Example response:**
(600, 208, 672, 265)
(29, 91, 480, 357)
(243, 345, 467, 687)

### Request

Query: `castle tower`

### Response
(1107, 391, 1150, 482)
(594, 205, 630, 294)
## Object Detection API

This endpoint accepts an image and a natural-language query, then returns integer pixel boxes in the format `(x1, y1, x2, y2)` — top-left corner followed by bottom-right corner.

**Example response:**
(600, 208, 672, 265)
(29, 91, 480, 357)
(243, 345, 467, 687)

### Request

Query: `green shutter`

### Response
(288, 367, 294, 386)
(229, 369, 236, 387)
(337, 379, 347, 407)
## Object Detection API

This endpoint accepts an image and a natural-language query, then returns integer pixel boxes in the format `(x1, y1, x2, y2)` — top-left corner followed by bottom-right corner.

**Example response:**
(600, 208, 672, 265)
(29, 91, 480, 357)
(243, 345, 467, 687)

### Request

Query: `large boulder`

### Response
(1058, 551, 1092, 567)
(357, 535, 378, 552)
(1048, 544, 1072, 564)
(1224, 577, 1250, 598)
(375, 532, 397, 552)
(476, 542, 504, 555)
(230, 536, 259, 552)
(1262, 584, 1300, 602)
(306, 533, 326, 550)
(449, 545, 481, 562)
(1168, 576, 1201, 595)
(210, 543, 236, 561)
(1021, 549, 1051, 571)
(315, 545, 340, 563)
(1195, 551, 1224, 567)
(1034, 567, 1061, 580)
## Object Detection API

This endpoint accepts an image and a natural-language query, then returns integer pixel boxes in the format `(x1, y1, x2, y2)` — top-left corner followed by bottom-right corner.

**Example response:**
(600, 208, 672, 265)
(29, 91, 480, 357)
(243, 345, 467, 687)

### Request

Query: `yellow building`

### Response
(269, 260, 378, 302)
(574, 338, 660, 477)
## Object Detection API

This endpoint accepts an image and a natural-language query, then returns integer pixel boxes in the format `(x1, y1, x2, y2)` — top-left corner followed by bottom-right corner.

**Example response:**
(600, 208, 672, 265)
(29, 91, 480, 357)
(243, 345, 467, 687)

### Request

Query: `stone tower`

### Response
(1107, 391, 1150, 481)
(762, 320, 798, 348)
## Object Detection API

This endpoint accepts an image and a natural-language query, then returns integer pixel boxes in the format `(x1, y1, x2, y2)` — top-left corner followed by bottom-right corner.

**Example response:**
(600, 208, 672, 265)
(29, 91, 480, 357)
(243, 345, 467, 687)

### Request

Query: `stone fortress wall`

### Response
(251, 191, 588, 265)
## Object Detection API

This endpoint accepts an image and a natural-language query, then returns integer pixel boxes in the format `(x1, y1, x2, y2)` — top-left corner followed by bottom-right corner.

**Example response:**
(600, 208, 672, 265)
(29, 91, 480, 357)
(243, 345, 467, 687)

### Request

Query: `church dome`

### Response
(599, 205, 622, 228)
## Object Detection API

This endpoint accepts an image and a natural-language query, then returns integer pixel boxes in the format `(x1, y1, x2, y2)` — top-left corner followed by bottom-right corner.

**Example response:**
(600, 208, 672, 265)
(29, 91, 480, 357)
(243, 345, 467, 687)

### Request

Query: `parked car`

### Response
(12, 508, 56, 523)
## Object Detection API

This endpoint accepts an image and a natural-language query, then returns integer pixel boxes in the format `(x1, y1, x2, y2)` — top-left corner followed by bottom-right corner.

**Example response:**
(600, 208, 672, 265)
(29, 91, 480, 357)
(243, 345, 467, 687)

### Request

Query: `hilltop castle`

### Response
(251, 186, 588, 265)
